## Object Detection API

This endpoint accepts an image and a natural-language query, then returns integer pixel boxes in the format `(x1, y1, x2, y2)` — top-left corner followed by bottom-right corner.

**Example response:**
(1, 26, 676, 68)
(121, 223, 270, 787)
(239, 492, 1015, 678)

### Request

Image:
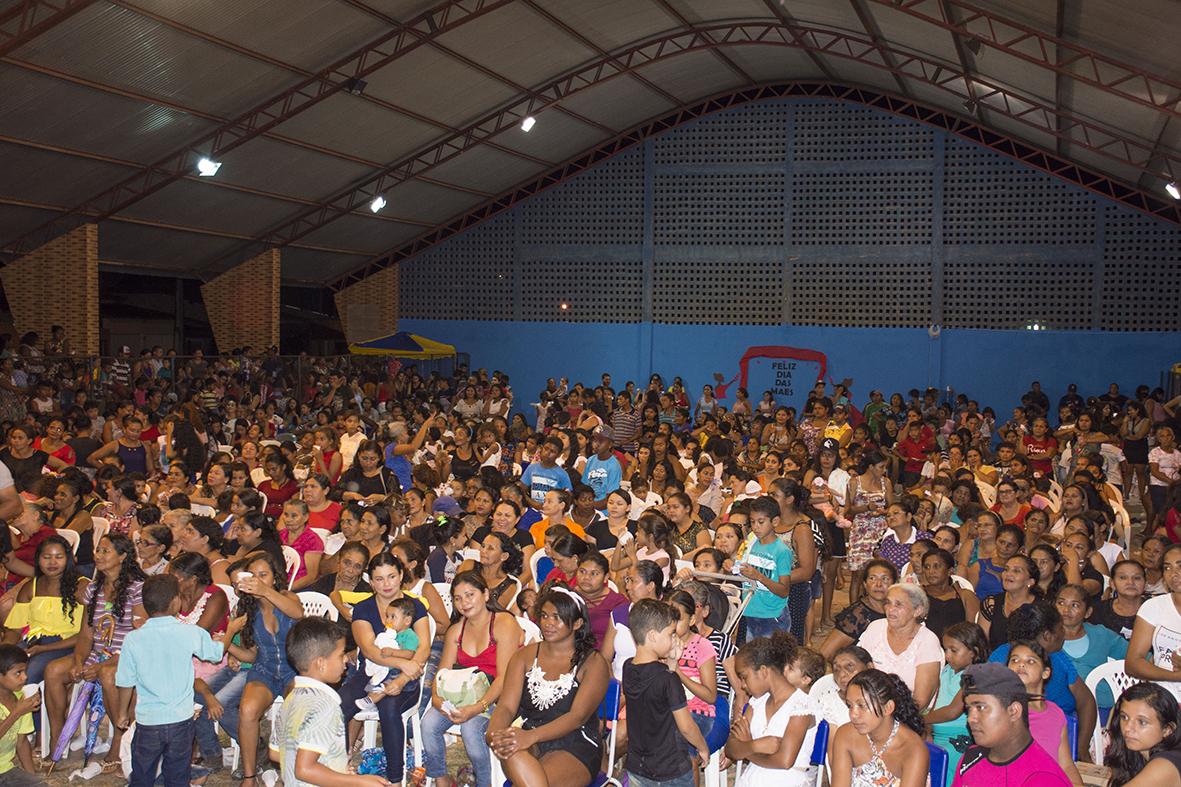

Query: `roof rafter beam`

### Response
(648, 0, 756, 86)
(331, 82, 1181, 290)
(0, 0, 515, 261)
(203, 20, 1181, 272)
(866, 0, 1181, 119)
(758, 0, 836, 81)
(0, 0, 97, 57)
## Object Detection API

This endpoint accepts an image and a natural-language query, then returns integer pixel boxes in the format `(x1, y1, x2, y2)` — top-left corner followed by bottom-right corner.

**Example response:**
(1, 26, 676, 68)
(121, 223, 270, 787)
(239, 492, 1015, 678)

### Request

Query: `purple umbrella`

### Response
(47, 679, 97, 771)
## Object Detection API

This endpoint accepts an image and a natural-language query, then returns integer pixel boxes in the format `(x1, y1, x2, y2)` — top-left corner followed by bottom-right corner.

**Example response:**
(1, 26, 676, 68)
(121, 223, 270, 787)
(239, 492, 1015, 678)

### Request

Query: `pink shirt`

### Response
(951, 738, 1071, 787)
(678, 634, 718, 716)
(1028, 701, 1066, 764)
(280, 527, 324, 582)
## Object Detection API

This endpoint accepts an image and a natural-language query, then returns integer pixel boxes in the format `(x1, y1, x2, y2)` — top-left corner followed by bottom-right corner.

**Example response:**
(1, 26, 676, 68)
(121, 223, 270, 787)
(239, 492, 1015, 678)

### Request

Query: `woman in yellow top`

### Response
(3, 534, 88, 683)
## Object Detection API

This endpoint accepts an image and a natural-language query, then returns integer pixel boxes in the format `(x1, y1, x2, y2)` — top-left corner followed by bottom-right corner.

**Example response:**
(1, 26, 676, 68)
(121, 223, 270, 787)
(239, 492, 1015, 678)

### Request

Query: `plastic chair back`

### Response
(281, 545, 301, 589)
(927, 742, 949, 787)
(433, 582, 453, 616)
(1085, 659, 1141, 764)
(297, 591, 338, 621)
(54, 528, 80, 555)
(810, 720, 829, 765)
(1066, 712, 1078, 761)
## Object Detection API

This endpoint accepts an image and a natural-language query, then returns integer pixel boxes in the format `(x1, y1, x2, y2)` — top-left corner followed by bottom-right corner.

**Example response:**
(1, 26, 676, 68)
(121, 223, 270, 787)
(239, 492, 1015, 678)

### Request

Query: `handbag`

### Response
(434, 666, 491, 708)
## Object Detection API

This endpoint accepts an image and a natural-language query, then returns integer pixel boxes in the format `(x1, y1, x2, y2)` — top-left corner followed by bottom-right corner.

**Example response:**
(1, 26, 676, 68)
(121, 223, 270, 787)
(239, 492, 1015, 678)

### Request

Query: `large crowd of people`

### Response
(0, 343, 1176, 787)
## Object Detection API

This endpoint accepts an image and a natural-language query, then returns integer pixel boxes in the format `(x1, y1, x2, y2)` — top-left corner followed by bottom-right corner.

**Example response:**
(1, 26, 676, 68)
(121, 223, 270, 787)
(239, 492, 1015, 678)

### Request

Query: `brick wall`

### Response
(0, 223, 100, 354)
(200, 249, 280, 352)
(334, 264, 398, 344)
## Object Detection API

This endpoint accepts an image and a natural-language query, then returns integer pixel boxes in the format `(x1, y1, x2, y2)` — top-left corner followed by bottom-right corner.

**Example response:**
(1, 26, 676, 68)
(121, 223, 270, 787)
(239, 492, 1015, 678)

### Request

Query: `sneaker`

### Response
(355, 696, 377, 714)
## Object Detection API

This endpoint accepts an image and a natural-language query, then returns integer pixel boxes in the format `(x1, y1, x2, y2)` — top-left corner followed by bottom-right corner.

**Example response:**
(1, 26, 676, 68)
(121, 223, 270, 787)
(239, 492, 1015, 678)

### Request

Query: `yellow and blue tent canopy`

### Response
(348, 332, 456, 359)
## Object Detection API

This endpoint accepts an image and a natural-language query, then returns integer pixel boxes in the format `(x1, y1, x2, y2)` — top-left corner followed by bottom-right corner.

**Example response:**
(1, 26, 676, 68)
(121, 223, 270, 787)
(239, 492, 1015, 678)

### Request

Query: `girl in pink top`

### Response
(669, 590, 719, 741)
(1006, 640, 1083, 785)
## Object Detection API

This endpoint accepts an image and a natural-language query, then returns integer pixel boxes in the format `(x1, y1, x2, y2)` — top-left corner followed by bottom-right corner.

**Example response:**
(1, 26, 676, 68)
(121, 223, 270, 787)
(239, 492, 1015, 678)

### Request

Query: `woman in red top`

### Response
(302, 473, 341, 532)
(991, 479, 1033, 525)
(257, 455, 298, 519)
(421, 571, 522, 787)
(2, 501, 59, 592)
(33, 416, 75, 469)
(1021, 417, 1058, 477)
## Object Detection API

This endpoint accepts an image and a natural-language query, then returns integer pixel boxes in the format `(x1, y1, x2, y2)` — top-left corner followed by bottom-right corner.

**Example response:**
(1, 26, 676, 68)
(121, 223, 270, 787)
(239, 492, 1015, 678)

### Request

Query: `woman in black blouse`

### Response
(818, 559, 896, 660)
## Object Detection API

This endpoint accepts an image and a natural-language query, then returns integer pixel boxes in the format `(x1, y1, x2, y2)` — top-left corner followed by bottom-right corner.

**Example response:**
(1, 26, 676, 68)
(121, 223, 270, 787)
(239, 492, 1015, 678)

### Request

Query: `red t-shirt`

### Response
(897, 435, 932, 473)
(307, 502, 342, 532)
(1022, 435, 1058, 475)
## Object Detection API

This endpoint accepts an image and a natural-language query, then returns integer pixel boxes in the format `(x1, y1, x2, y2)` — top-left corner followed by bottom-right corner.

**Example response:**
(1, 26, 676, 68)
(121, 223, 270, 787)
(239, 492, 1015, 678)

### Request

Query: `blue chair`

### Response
(1066, 712, 1079, 761)
(589, 680, 623, 787)
(927, 743, 949, 787)
(810, 720, 830, 766)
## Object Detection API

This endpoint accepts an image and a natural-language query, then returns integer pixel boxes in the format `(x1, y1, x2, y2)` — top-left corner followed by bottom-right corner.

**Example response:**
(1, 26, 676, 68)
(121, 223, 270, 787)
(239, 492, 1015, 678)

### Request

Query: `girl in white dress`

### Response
(726, 631, 819, 787)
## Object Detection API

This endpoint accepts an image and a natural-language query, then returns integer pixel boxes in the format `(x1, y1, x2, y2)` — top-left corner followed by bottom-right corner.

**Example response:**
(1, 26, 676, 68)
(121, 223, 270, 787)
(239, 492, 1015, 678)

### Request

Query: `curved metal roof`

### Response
(0, 0, 1178, 284)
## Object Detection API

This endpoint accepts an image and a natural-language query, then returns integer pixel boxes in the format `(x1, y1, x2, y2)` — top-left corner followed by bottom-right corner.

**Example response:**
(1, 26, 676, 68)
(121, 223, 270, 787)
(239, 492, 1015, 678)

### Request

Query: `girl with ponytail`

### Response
(726, 631, 819, 787)
(830, 668, 930, 787)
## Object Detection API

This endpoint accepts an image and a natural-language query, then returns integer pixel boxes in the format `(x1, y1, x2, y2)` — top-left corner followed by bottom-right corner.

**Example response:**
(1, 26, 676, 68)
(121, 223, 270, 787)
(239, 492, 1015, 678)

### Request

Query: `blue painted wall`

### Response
(397, 97, 1181, 414)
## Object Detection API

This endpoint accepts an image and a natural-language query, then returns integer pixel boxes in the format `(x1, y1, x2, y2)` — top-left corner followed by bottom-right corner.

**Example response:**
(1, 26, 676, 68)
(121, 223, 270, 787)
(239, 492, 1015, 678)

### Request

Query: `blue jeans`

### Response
(743, 606, 792, 643)
(130, 718, 193, 787)
(627, 769, 695, 787)
(24, 636, 70, 684)
(194, 666, 249, 758)
(341, 672, 419, 783)
(421, 705, 491, 786)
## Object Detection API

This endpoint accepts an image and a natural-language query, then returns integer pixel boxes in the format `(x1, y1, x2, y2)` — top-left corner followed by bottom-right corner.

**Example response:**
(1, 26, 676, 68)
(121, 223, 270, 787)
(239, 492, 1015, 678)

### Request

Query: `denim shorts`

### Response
(627, 769, 695, 787)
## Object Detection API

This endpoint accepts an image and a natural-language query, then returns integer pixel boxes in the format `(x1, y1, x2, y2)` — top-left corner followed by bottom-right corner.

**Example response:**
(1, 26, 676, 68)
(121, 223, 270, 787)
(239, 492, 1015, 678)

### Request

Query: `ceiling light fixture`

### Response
(965, 37, 982, 55)
(344, 77, 368, 96)
(1167, 181, 1181, 200)
(962, 98, 977, 113)
(369, 195, 387, 213)
(521, 116, 536, 132)
(196, 157, 222, 177)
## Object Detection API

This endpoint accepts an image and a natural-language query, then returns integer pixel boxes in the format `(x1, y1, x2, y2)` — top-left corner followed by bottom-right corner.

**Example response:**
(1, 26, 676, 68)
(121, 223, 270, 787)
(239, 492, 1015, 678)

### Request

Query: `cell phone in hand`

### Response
(442, 700, 457, 714)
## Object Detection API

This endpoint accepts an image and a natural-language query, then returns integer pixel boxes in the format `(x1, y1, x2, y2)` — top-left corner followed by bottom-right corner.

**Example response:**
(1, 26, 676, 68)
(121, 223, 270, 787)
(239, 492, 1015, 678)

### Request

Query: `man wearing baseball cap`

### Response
(582, 424, 622, 508)
(951, 663, 1071, 787)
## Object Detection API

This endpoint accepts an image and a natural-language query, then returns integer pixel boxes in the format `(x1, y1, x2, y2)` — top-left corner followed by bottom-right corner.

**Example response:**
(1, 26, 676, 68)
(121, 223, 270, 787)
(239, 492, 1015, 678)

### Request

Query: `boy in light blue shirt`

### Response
(737, 496, 793, 642)
(114, 574, 223, 787)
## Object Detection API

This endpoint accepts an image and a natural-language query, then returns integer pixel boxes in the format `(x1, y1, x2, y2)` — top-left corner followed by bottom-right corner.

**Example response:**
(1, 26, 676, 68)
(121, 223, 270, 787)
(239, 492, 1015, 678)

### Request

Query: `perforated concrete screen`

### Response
(398, 98, 1177, 331)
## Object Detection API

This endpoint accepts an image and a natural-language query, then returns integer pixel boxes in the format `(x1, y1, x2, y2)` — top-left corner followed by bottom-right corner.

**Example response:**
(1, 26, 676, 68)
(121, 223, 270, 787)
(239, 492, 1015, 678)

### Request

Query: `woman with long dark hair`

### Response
(487, 586, 609, 787)
(43, 533, 145, 771)
(217, 550, 304, 785)
(422, 571, 522, 787)
(1106, 682, 1181, 787)
(829, 669, 929, 787)
(3, 534, 87, 683)
(341, 551, 431, 785)
(769, 477, 822, 644)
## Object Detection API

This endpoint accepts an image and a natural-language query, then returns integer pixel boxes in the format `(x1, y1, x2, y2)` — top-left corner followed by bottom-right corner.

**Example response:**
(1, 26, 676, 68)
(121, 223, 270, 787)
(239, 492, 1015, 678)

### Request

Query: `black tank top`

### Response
(925, 591, 966, 640)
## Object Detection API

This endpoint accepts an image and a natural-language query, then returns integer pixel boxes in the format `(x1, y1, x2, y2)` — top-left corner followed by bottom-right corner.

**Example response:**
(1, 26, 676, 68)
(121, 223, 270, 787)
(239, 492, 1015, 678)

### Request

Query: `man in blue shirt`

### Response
(520, 435, 572, 507)
(114, 574, 224, 787)
(582, 425, 622, 508)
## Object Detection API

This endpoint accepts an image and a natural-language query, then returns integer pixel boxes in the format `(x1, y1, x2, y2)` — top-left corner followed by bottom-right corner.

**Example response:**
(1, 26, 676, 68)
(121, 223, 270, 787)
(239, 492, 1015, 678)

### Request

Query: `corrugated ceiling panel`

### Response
(633, 49, 746, 105)
(722, 46, 827, 84)
(98, 221, 241, 269)
(426, 145, 541, 194)
(0, 143, 131, 206)
(766, 0, 863, 31)
(813, 57, 901, 94)
(0, 67, 217, 162)
(532, 0, 677, 49)
(214, 137, 375, 203)
(127, 0, 389, 73)
(120, 180, 304, 237)
(978, 0, 1059, 32)
(356, 0, 441, 23)
(971, 47, 1056, 104)
(277, 246, 366, 283)
(557, 77, 677, 134)
(276, 92, 441, 164)
(865, 5, 960, 64)
(377, 180, 484, 225)
(672, 0, 775, 22)
(13, 4, 296, 117)
(297, 213, 423, 256)
(434, 4, 596, 87)
(361, 45, 517, 129)
(0, 205, 56, 244)
(1066, 82, 1161, 143)
(1070, 0, 1181, 83)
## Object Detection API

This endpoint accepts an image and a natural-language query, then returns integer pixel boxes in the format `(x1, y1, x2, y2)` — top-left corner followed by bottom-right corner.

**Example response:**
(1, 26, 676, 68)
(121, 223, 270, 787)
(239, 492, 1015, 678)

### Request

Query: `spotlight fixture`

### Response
(344, 77, 368, 96)
(962, 98, 977, 113)
(196, 157, 222, 177)
(560, 302, 569, 310)
(369, 195, 387, 213)
(521, 115, 536, 132)
(965, 37, 982, 55)
(1167, 181, 1181, 200)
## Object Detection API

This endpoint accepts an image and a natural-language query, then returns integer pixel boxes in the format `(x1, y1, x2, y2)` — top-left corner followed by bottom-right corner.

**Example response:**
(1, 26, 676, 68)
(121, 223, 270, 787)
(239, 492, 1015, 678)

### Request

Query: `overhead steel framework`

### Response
(0, 0, 97, 58)
(330, 81, 1181, 291)
(0, 0, 513, 259)
(211, 20, 1181, 271)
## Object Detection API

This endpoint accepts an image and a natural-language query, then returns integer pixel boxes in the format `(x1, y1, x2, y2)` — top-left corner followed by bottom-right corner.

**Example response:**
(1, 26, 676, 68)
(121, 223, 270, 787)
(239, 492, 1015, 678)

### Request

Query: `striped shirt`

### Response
(268, 676, 348, 787)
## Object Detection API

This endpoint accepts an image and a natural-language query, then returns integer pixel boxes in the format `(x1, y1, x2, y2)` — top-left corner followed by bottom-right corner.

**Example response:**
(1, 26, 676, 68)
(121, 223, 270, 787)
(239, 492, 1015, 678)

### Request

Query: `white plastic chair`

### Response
(1085, 660, 1141, 764)
(432, 582, 453, 616)
(518, 615, 541, 644)
(281, 545, 301, 589)
(529, 548, 548, 590)
(215, 583, 239, 615)
(951, 574, 974, 591)
(976, 481, 997, 508)
(297, 591, 338, 621)
(89, 516, 109, 546)
(321, 531, 346, 557)
(54, 528, 79, 556)
(309, 527, 331, 545)
(191, 503, 216, 517)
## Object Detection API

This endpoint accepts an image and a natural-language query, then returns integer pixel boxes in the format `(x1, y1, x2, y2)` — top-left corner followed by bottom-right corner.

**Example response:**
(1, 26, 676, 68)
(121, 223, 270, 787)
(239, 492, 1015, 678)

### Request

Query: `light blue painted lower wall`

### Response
(400, 319, 1179, 415)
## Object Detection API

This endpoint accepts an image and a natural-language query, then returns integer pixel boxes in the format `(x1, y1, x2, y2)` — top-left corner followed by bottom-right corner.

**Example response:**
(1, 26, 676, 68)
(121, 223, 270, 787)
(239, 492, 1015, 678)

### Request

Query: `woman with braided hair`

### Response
(43, 532, 145, 771)
(830, 668, 930, 787)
